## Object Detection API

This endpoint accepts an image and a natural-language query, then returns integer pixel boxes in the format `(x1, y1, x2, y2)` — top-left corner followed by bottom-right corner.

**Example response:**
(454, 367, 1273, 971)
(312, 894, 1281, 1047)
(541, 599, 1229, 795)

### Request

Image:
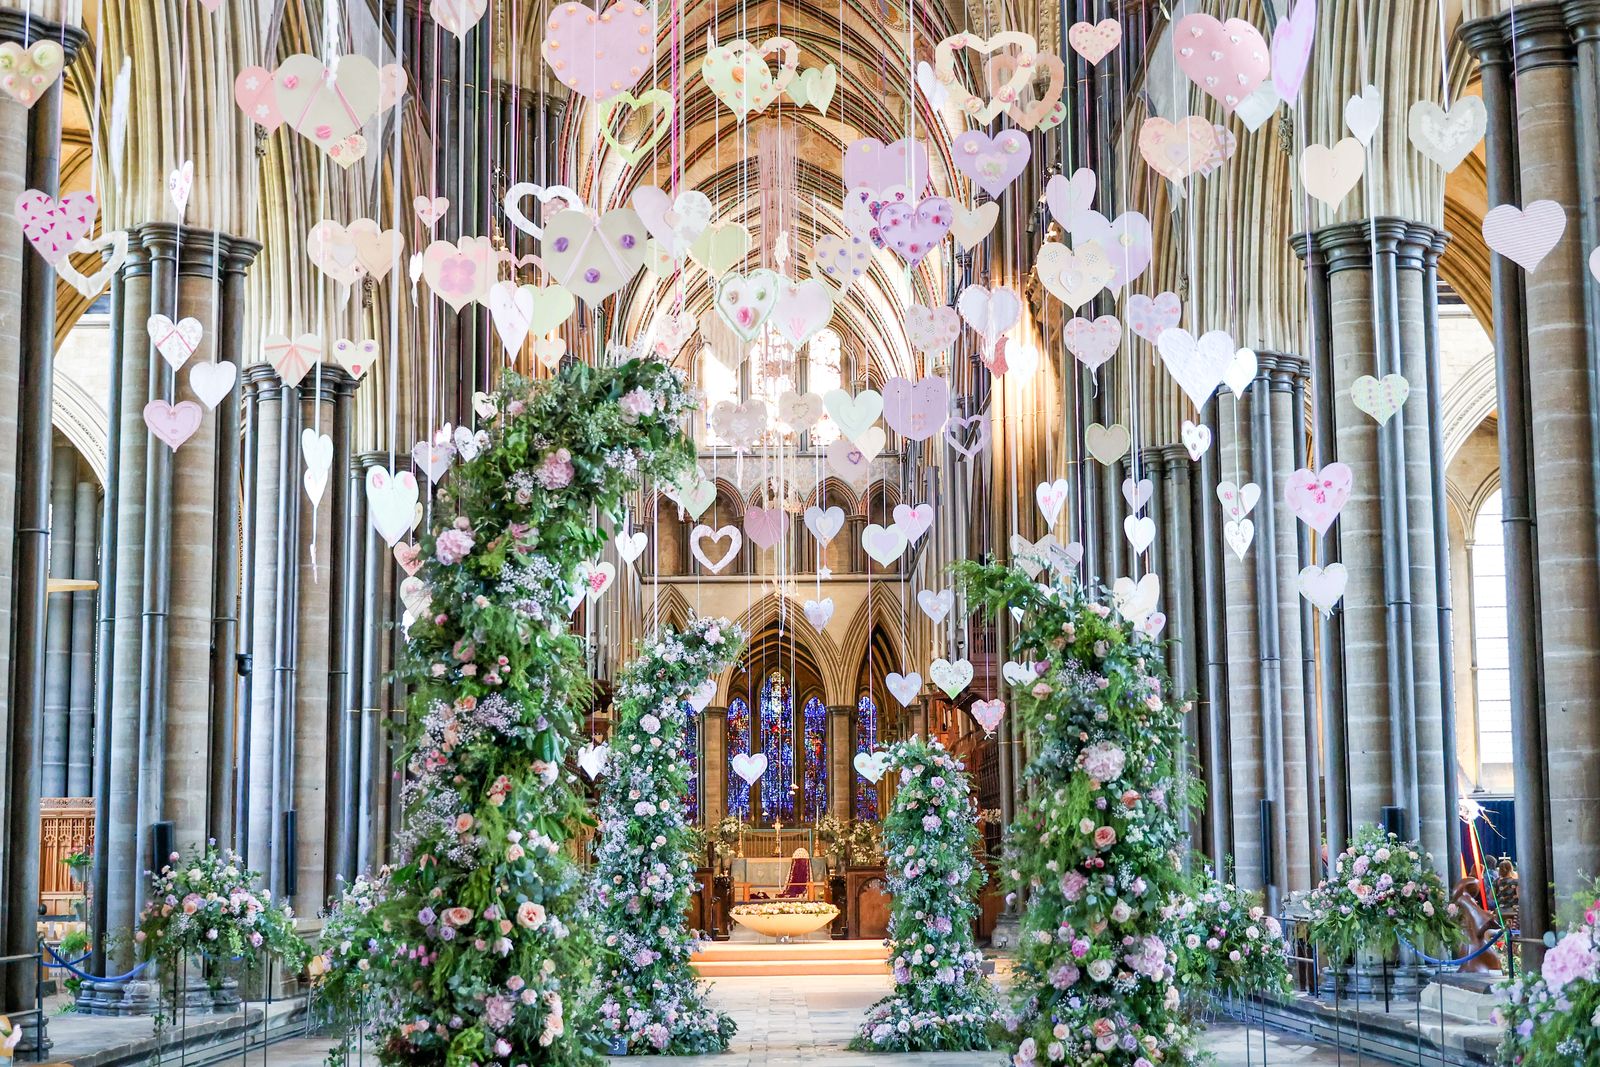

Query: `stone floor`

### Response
(194, 976, 1349, 1067)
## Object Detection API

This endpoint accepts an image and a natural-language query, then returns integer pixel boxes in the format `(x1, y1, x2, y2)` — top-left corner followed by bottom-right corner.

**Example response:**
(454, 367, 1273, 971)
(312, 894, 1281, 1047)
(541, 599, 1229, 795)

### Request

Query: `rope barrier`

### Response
(40, 940, 152, 983)
(1399, 931, 1517, 969)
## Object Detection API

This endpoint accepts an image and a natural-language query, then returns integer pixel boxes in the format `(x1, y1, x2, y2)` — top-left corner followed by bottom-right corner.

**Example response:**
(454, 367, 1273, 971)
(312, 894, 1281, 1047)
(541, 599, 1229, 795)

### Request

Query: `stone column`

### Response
(43, 437, 76, 796)
(353, 450, 385, 876)
(829, 705, 852, 823)
(704, 707, 728, 825)
(243, 366, 285, 883)
(68, 474, 98, 797)
(329, 381, 363, 889)
(1195, 404, 1232, 866)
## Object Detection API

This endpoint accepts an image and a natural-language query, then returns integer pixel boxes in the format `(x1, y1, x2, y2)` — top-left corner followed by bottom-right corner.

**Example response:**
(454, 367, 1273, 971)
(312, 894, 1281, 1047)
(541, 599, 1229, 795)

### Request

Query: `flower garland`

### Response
(1169, 877, 1291, 1005)
(730, 901, 839, 918)
(319, 361, 698, 1067)
(957, 561, 1201, 1067)
(590, 617, 744, 1056)
(1495, 882, 1600, 1065)
(1305, 825, 1459, 962)
(136, 843, 307, 984)
(851, 736, 998, 1053)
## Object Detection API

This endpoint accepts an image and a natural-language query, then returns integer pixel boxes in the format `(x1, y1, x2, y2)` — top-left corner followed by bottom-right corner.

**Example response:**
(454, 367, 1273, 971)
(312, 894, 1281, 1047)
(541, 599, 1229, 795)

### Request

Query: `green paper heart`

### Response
(688, 221, 751, 277)
(598, 88, 673, 165)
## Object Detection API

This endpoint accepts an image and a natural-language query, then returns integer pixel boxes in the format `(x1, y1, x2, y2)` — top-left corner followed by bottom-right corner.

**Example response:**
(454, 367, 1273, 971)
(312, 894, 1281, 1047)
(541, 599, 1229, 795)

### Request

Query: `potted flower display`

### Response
(1494, 881, 1600, 1065)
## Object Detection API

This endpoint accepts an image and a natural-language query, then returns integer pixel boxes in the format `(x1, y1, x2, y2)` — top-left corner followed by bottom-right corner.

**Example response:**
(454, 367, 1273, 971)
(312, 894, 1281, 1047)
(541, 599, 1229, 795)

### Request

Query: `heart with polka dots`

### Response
(540, 1, 655, 101)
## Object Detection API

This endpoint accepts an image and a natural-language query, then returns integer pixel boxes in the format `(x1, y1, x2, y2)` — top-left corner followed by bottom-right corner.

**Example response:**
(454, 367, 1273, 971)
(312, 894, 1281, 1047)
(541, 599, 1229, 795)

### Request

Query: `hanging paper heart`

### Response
(877, 196, 953, 266)
(906, 304, 961, 353)
(1234, 82, 1281, 132)
(533, 337, 567, 368)
(148, 314, 203, 371)
(302, 428, 333, 506)
(15, 190, 97, 266)
(262, 333, 321, 388)
(470, 392, 496, 422)
(686, 678, 718, 713)
(1065, 315, 1121, 373)
(1085, 422, 1131, 465)
(431, 0, 488, 37)
(366, 468, 419, 545)
(1158, 327, 1234, 410)
(744, 506, 789, 549)
(690, 523, 742, 572)
(933, 31, 1040, 124)
(575, 741, 611, 780)
(1301, 139, 1366, 207)
(667, 476, 717, 520)
(950, 202, 999, 250)
(844, 137, 930, 195)
(273, 54, 402, 152)
(826, 431, 881, 483)
(892, 503, 935, 543)
(350, 219, 406, 280)
(306, 220, 366, 289)
(327, 134, 368, 169)
(1345, 84, 1383, 145)
(788, 64, 838, 114)
(1222, 347, 1258, 397)
(1037, 240, 1114, 311)
(731, 751, 768, 785)
(952, 129, 1032, 198)
(1299, 562, 1348, 615)
(141, 399, 202, 451)
(393, 543, 423, 577)
(1482, 200, 1566, 272)
(168, 160, 194, 216)
(399, 577, 433, 627)
(968, 699, 1005, 736)
(886, 672, 922, 707)
(412, 437, 453, 484)
(189, 360, 237, 410)
(422, 236, 498, 311)
(615, 530, 648, 564)
(1217, 480, 1262, 521)
(1125, 291, 1182, 344)
(541, 208, 648, 305)
(1044, 168, 1097, 231)
(632, 186, 712, 258)
(56, 230, 128, 299)
(1350, 373, 1411, 425)
(778, 391, 825, 433)
(1068, 19, 1121, 63)
(1181, 419, 1212, 461)
(1009, 533, 1056, 579)
(598, 88, 674, 164)
(823, 389, 884, 443)
(1124, 515, 1156, 554)
(710, 398, 768, 451)
(804, 505, 845, 544)
(1284, 462, 1354, 534)
(1112, 573, 1160, 623)
(957, 284, 1021, 345)
(1122, 477, 1154, 513)
(810, 234, 869, 290)
(714, 269, 781, 341)
(688, 221, 752, 277)
(1224, 518, 1256, 559)
(502, 182, 585, 240)
(1001, 661, 1038, 686)
(486, 281, 575, 358)
(769, 277, 835, 346)
(917, 588, 953, 623)
(1035, 479, 1070, 526)
(915, 60, 948, 110)
(1197, 124, 1237, 179)
(1173, 14, 1269, 113)
(852, 749, 888, 783)
(928, 658, 973, 698)
(881, 376, 949, 441)
(1271, 0, 1317, 104)
(541, 1, 655, 100)
(701, 37, 798, 118)
(983, 51, 1065, 131)
(0, 40, 65, 107)
(945, 413, 990, 460)
(328, 339, 375, 384)
(1137, 117, 1218, 183)
(861, 523, 908, 566)
(650, 310, 697, 361)
(233, 65, 283, 130)
(1408, 97, 1486, 173)
(791, 596, 832, 633)
(410, 195, 449, 228)
(578, 560, 616, 602)
(1070, 210, 1153, 289)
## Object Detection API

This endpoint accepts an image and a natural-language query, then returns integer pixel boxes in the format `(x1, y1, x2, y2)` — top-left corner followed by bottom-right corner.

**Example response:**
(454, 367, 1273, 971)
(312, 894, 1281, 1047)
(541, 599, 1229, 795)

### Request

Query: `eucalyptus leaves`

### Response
(591, 617, 745, 1055)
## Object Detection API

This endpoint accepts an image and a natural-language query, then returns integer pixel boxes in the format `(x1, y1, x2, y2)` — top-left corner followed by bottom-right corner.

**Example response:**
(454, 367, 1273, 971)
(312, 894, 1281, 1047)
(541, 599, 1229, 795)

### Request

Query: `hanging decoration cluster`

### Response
(318, 359, 699, 1067)
(850, 735, 998, 1054)
(591, 617, 746, 1056)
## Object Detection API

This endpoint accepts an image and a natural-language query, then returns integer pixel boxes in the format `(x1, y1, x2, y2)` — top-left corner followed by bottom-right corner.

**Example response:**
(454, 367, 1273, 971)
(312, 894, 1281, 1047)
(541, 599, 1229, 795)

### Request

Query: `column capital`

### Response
(1290, 219, 1447, 274)
(704, 705, 728, 720)
(0, 11, 88, 61)
(353, 449, 390, 472)
(131, 224, 262, 278)
(1142, 447, 1169, 477)
(242, 363, 284, 397)
(1461, 4, 1575, 68)
(1565, 0, 1600, 40)
(1258, 352, 1310, 389)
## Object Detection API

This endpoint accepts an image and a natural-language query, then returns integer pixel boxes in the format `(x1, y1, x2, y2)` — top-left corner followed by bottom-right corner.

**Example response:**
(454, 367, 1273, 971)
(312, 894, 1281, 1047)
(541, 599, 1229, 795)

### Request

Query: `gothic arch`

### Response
(836, 592, 912, 707)
(716, 593, 850, 707)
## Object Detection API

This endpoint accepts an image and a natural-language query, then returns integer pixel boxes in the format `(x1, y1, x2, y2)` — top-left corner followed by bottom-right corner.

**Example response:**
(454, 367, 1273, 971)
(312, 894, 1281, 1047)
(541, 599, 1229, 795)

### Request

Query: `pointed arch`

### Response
(837, 593, 912, 709)
(716, 592, 849, 708)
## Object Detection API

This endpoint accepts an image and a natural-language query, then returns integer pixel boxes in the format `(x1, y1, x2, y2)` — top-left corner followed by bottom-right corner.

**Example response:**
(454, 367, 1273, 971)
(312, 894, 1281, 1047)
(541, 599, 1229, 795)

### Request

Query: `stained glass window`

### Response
(802, 697, 828, 822)
(759, 671, 794, 823)
(680, 701, 700, 822)
(855, 694, 881, 821)
(727, 696, 752, 818)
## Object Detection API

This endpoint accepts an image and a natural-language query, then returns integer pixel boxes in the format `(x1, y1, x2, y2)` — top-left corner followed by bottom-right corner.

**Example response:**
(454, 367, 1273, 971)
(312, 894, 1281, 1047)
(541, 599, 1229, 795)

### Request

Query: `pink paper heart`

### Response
(1065, 315, 1121, 372)
(1283, 462, 1353, 535)
(413, 195, 450, 227)
(233, 66, 283, 131)
(1482, 200, 1567, 272)
(945, 413, 990, 459)
(15, 189, 97, 266)
(876, 196, 953, 266)
(1070, 210, 1153, 289)
(906, 303, 961, 353)
(745, 505, 789, 549)
(143, 400, 204, 451)
(951, 129, 1032, 198)
(843, 137, 929, 196)
(540, 1, 656, 101)
(881, 375, 950, 442)
(969, 698, 1006, 735)
(1125, 291, 1182, 343)
(1271, 0, 1317, 104)
(1173, 14, 1270, 114)
(393, 542, 423, 576)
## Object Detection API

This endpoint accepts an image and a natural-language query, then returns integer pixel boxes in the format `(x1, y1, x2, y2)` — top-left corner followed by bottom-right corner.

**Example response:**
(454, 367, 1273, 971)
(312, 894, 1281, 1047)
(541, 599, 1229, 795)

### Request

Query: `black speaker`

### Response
(282, 810, 297, 897)
(1382, 805, 1406, 838)
(151, 820, 176, 872)
(1258, 799, 1275, 885)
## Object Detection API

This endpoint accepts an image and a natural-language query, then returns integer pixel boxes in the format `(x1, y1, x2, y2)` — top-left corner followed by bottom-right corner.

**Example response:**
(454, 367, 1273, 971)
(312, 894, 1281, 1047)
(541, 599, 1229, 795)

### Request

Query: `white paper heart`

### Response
(731, 751, 769, 785)
(502, 181, 585, 239)
(1407, 97, 1486, 173)
(1351, 373, 1411, 425)
(1124, 515, 1155, 554)
(1222, 347, 1257, 398)
(891, 502, 935, 543)
(928, 657, 973, 698)
(1345, 84, 1382, 145)
(1181, 419, 1212, 461)
(852, 750, 889, 783)
(803, 597, 835, 630)
(1001, 660, 1037, 686)
(1298, 562, 1348, 614)
(1482, 200, 1566, 272)
(917, 588, 954, 624)
(615, 530, 647, 564)
(148, 314, 203, 371)
(690, 523, 742, 573)
(804, 504, 845, 544)
(1035, 479, 1070, 526)
(861, 523, 908, 566)
(886, 671, 923, 706)
(1158, 327, 1234, 410)
(1112, 573, 1160, 623)
(1224, 518, 1255, 559)
(366, 467, 420, 546)
(578, 741, 611, 780)
(189, 360, 237, 409)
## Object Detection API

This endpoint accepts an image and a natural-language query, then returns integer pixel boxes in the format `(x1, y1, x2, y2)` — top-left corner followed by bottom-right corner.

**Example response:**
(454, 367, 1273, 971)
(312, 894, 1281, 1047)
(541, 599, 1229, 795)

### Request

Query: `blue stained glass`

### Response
(802, 697, 828, 822)
(759, 672, 795, 823)
(727, 696, 752, 818)
(855, 695, 881, 821)
(680, 701, 700, 822)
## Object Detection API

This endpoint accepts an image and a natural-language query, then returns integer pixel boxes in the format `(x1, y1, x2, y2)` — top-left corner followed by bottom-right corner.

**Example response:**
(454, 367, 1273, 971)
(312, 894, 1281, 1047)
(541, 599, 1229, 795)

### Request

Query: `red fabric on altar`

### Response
(749, 854, 810, 900)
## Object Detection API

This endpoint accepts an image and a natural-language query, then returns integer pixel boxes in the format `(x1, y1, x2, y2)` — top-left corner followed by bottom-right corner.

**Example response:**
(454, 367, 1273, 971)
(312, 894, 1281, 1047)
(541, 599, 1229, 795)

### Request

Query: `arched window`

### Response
(854, 694, 881, 821)
(680, 701, 700, 822)
(759, 672, 794, 823)
(801, 697, 828, 822)
(807, 330, 843, 446)
(700, 347, 740, 447)
(727, 696, 752, 818)
(1471, 491, 1512, 770)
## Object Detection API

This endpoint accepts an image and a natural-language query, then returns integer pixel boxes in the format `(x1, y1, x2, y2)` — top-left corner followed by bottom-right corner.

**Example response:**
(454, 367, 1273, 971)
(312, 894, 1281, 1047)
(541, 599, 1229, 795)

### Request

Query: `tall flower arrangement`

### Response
(1495, 882, 1600, 1065)
(1169, 877, 1291, 1005)
(319, 361, 698, 1067)
(957, 561, 1201, 1067)
(1305, 825, 1459, 961)
(851, 736, 997, 1053)
(590, 617, 744, 1055)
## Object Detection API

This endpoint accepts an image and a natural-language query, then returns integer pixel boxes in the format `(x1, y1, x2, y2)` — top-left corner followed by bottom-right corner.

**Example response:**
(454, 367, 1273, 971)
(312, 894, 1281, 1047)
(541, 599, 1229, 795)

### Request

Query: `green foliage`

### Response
(1169, 875, 1292, 1005)
(1495, 882, 1600, 1066)
(1305, 825, 1460, 961)
(590, 617, 744, 1055)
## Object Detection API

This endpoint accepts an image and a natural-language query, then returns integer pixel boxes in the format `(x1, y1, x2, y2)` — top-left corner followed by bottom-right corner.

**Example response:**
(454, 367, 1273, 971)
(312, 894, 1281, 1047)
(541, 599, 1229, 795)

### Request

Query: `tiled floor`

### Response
(202, 975, 1349, 1067)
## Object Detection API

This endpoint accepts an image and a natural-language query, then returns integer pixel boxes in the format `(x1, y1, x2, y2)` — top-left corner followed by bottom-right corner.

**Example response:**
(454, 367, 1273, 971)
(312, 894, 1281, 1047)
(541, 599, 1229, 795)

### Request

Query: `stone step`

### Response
(694, 939, 888, 962)
(691, 957, 891, 977)
(1418, 980, 1503, 1024)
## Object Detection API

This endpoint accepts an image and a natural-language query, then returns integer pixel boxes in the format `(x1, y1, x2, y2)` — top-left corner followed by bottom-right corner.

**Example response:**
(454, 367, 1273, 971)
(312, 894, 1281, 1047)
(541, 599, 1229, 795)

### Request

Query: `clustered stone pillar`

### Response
(1462, 2, 1600, 960)
(1292, 220, 1452, 877)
